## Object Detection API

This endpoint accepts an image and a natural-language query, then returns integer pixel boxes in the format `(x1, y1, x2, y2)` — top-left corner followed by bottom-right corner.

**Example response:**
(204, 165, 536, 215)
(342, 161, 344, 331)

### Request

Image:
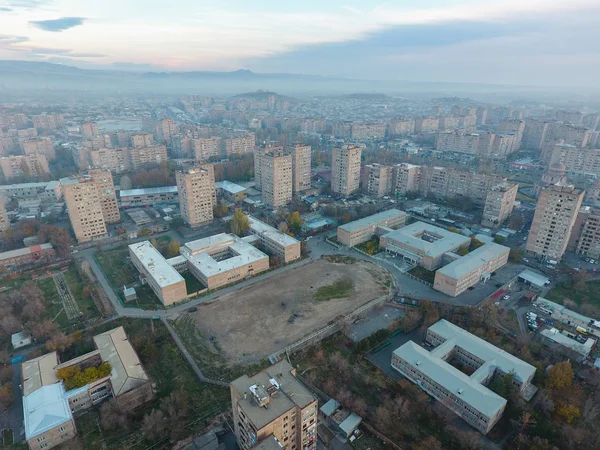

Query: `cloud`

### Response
(4, 0, 51, 9)
(0, 7, 13, 12)
(29, 17, 85, 32)
(0, 34, 30, 45)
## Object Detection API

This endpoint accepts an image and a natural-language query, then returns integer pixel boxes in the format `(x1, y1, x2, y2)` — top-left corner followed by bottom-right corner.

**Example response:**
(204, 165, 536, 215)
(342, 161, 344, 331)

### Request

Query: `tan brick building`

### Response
(131, 133, 154, 148)
(522, 119, 550, 151)
(88, 169, 120, 224)
(176, 165, 216, 227)
(526, 184, 584, 260)
(259, 150, 293, 208)
(287, 145, 311, 194)
(394, 163, 421, 195)
(337, 209, 407, 247)
(231, 360, 318, 450)
(21, 138, 56, 161)
(568, 207, 600, 259)
(0, 200, 9, 232)
(389, 119, 415, 136)
(331, 145, 361, 197)
(225, 133, 255, 156)
(32, 114, 65, 130)
(414, 117, 439, 133)
(128, 145, 168, 169)
(0, 243, 55, 272)
(0, 154, 50, 180)
(363, 163, 394, 197)
(247, 216, 301, 263)
(193, 137, 222, 161)
(90, 148, 128, 173)
(436, 132, 480, 155)
(481, 182, 519, 228)
(351, 122, 387, 140)
(81, 121, 99, 138)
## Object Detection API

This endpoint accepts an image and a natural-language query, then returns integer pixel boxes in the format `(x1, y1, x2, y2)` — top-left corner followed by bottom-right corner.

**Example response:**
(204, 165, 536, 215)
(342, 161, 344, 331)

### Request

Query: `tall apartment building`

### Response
(389, 119, 415, 136)
(476, 132, 495, 156)
(351, 122, 387, 140)
(414, 117, 439, 133)
(225, 134, 255, 156)
(32, 114, 65, 130)
(176, 165, 216, 227)
(331, 145, 362, 197)
(491, 134, 519, 158)
(61, 174, 113, 243)
(231, 360, 318, 450)
(436, 132, 480, 155)
(254, 145, 283, 192)
(21, 138, 56, 161)
(476, 106, 488, 125)
(439, 116, 460, 131)
(546, 144, 600, 176)
(458, 114, 478, 131)
(157, 118, 179, 141)
(87, 169, 120, 224)
(583, 113, 600, 131)
(259, 151, 293, 208)
(17, 128, 37, 139)
(89, 145, 168, 173)
(193, 137, 222, 161)
(522, 119, 550, 151)
(0, 113, 28, 129)
(131, 133, 155, 148)
(570, 207, 600, 259)
(0, 200, 8, 232)
(526, 184, 584, 260)
(332, 121, 352, 139)
(287, 145, 311, 194)
(420, 166, 504, 205)
(394, 163, 421, 195)
(128, 145, 168, 170)
(364, 163, 394, 197)
(81, 121, 99, 138)
(0, 154, 50, 180)
(547, 123, 591, 148)
(497, 119, 525, 146)
(555, 110, 583, 125)
(481, 182, 519, 228)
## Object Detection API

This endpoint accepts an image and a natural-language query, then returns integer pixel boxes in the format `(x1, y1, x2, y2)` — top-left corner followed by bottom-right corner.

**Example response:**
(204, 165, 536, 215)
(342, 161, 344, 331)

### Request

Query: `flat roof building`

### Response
(540, 328, 595, 362)
(482, 182, 518, 228)
(216, 181, 248, 203)
(0, 243, 55, 272)
(176, 164, 216, 227)
(392, 320, 535, 434)
(231, 360, 318, 450)
(248, 216, 301, 263)
(337, 209, 407, 247)
(128, 241, 187, 306)
(119, 185, 178, 208)
(380, 221, 470, 270)
(331, 145, 362, 197)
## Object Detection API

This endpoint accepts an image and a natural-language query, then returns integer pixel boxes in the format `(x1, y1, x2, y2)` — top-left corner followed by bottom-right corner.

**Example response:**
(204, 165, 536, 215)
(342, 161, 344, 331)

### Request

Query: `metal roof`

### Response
(23, 384, 72, 440)
(119, 185, 178, 197)
(382, 221, 470, 257)
(215, 180, 247, 194)
(248, 216, 299, 248)
(518, 269, 550, 288)
(436, 243, 509, 280)
(0, 243, 54, 261)
(338, 209, 406, 233)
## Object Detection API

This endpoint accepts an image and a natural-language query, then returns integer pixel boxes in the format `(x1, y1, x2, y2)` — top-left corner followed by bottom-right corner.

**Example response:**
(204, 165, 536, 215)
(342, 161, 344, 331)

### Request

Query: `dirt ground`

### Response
(189, 258, 391, 362)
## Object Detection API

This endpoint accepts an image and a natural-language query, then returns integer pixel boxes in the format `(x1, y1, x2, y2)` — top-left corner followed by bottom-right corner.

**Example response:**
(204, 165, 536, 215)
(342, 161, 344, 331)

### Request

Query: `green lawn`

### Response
(314, 278, 355, 301)
(129, 284, 164, 310)
(64, 267, 100, 320)
(172, 316, 269, 382)
(409, 266, 436, 284)
(182, 271, 206, 293)
(546, 280, 600, 306)
(37, 276, 69, 328)
(95, 248, 138, 290)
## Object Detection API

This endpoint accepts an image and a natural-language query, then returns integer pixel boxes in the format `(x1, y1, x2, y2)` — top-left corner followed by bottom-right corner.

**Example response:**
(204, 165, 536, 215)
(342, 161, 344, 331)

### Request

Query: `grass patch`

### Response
(546, 280, 600, 306)
(408, 266, 436, 284)
(64, 267, 100, 320)
(95, 248, 137, 289)
(172, 316, 269, 382)
(355, 237, 382, 255)
(314, 278, 355, 301)
(2, 429, 13, 447)
(37, 276, 69, 328)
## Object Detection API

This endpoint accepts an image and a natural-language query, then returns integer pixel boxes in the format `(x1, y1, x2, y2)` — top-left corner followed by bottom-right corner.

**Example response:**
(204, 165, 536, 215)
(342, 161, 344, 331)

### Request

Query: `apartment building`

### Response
(434, 243, 510, 297)
(526, 184, 584, 260)
(546, 144, 600, 176)
(61, 171, 118, 243)
(522, 119, 550, 151)
(458, 114, 477, 131)
(254, 145, 280, 190)
(363, 164, 394, 197)
(22, 326, 153, 450)
(555, 110, 583, 125)
(414, 117, 439, 133)
(0, 181, 62, 202)
(0, 113, 28, 129)
(331, 145, 362, 197)
(157, 118, 179, 141)
(287, 145, 312, 194)
(216, 181, 248, 203)
(22, 138, 56, 161)
(131, 133, 154, 148)
(0, 243, 55, 272)
(119, 186, 178, 207)
(231, 360, 318, 450)
(498, 119, 525, 145)
(193, 137, 222, 161)
(259, 151, 293, 208)
(128, 145, 168, 169)
(394, 163, 421, 195)
(583, 113, 600, 131)
(476, 107, 488, 125)
(225, 134, 255, 156)
(247, 216, 301, 263)
(0, 201, 8, 232)
(392, 320, 535, 434)
(351, 122, 387, 140)
(436, 132, 480, 155)
(491, 134, 519, 158)
(476, 132, 495, 156)
(129, 241, 187, 305)
(32, 114, 65, 130)
(439, 116, 460, 131)
(481, 182, 519, 228)
(389, 119, 415, 136)
(81, 122, 99, 138)
(176, 165, 216, 227)
(420, 166, 504, 205)
(547, 123, 591, 148)
(0, 154, 50, 180)
(568, 207, 600, 259)
(181, 233, 270, 290)
(337, 209, 407, 247)
(90, 148, 128, 173)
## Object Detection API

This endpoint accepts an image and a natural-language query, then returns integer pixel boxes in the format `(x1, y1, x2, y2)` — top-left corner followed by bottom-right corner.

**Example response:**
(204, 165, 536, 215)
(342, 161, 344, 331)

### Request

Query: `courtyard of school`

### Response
(179, 256, 393, 365)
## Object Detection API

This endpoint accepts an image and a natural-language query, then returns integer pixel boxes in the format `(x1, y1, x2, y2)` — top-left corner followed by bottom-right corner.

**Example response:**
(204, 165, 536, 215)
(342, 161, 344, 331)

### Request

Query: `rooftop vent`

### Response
(458, 389, 464, 395)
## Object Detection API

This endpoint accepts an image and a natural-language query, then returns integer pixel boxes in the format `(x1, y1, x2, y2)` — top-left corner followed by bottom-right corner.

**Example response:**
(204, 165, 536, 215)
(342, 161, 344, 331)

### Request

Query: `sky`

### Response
(0, 0, 599, 86)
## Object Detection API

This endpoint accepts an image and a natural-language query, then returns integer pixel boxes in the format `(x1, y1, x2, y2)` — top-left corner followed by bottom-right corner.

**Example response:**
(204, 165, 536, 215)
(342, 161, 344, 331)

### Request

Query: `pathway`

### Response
(53, 272, 80, 320)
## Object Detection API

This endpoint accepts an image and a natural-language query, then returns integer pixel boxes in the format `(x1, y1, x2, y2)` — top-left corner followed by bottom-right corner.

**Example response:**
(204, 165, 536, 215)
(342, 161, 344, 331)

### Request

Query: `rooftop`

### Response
(428, 319, 536, 383)
(0, 243, 53, 261)
(338, 209, 406, 233)
(21, 352, 59, 396)
(119, 185, 178, 197)
(540, 328, 594, 357)
(436, 243, 509, 280)
(23, 384, 72, 440)
(182, 233, 268, 278)
(231, 360, 316, 431)
(93, 326, 149, 396)
(251, 436, 284, 450)
(382, 221, 470, 257)
(248, 216, 299, 247)
(518, 270, 550, 288)
(534, 297, 596, 326)
(216, 180, 247, 194)
(0, 181, 49, 190)
(128, 241, 185, 288)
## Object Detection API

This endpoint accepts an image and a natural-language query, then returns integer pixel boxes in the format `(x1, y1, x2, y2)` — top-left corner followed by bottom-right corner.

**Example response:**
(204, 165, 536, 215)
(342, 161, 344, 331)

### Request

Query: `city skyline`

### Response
(0, 0, 599, 86)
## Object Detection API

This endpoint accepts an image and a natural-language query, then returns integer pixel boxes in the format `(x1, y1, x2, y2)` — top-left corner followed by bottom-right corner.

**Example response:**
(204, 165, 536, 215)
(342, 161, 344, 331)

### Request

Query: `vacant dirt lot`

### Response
(189, 258, 391, 362)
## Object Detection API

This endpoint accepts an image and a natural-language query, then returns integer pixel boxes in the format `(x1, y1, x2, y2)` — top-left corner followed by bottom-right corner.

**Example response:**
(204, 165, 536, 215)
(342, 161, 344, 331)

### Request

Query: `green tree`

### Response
(546, 361, 574, 390)
(287, 211, 303, 233)
(457, 246, 469, 256)
(470, 237, 485, 251)
(167, 240, 181, 257)
(213, 202, 229, 218)
(494, 235, 506, 244)
(509, 247, 525, 262)
(230, 209, 249, 235)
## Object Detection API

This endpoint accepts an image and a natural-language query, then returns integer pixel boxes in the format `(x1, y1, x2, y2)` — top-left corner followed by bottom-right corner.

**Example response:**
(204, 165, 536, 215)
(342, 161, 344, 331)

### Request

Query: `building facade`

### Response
(337, 209, 407, 247)
(176, 165, 216, 227)
(481, 183, 519, 228)
(331, 145, 362, 197)
(287, 145, 312, 194)
(0, 155, 50, 180)
(364, 164, 394, 197)
(0, 243, 55, 272)
(260, 151, 293, 208)
(225, 134, 255, 156)
(247, 216, 301, 263)
(193, 137, 222, 161)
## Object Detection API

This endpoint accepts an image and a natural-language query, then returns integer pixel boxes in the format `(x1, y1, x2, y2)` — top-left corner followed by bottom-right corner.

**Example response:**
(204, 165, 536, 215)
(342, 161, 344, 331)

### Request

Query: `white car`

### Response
(502, 295, 510, 300)
(522, 258, 529, 263)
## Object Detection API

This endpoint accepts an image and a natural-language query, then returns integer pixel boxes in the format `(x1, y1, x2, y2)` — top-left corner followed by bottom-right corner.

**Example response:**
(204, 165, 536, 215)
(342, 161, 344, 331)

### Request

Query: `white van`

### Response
(539, 307, 552, 315)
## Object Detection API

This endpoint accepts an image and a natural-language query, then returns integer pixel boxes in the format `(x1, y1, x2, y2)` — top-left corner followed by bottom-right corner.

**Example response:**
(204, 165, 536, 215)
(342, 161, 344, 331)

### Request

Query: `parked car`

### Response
(502, 295, 510, 300)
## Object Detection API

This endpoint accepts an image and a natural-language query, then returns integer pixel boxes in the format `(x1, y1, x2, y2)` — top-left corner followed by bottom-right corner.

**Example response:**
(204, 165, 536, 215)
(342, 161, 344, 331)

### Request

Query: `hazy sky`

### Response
(0, 0, 598, 86)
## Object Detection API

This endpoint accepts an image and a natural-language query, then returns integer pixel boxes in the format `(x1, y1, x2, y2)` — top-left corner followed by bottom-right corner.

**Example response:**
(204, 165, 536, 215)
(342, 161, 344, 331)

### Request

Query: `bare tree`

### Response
(100, 399, 130, 430)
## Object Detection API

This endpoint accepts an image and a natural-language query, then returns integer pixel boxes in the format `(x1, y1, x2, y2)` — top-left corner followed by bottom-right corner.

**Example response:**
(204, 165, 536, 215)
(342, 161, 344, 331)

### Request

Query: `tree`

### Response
(509, 215, 524, 231)
(278, 222, 289, 233)
(167, 240, 181, 257)
(230, 209, 249, 235)
(287, 211, 303, 233)
(27, 319, 59, 340)
(141, 409, 166, 441)
(150, 237, 159, 249)
(213, 202, 229, 218)
(100, 399, 130, 430)
(0, 366, 14, 384)
(45, 331, 73, 352)
(509, 247, 525, 262)
(412, 437, 442, 450)
(546, 361, 574, 390)
(571, 270, 589, 291)
(0, 383, 14, 410)
(557, 404, 580, 424)
(494, 235, 506, 244)
(341, 213, 351, 224)
(457, 246, 469, 256)
(365, 240, 378, 255)
(119, 174, 133, 190)
(39, 225, 72, 257)
(469, 237, 485, 251)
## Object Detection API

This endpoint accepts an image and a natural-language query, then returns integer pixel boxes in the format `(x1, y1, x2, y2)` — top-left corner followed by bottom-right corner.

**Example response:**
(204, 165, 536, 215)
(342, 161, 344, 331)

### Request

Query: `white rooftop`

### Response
(428, 319, 536, 383)
(338, 209, 406, 233)
(248, 216, 299, 247)
(540, 328, 594, 358)
(119, 185, 178, 197)
(23, 384, 72, 440)
(436, 243, 509, 280)
(393, 341, 507, 418)
(534, 298, 595, 326)
(518, 270, 550, 288)
(383, 221, 470, 257)
(11, 331, 31, 345)
(182, 233, 268, 278)
(128, 241, 184, 288)
(216, 180, 247, 194)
